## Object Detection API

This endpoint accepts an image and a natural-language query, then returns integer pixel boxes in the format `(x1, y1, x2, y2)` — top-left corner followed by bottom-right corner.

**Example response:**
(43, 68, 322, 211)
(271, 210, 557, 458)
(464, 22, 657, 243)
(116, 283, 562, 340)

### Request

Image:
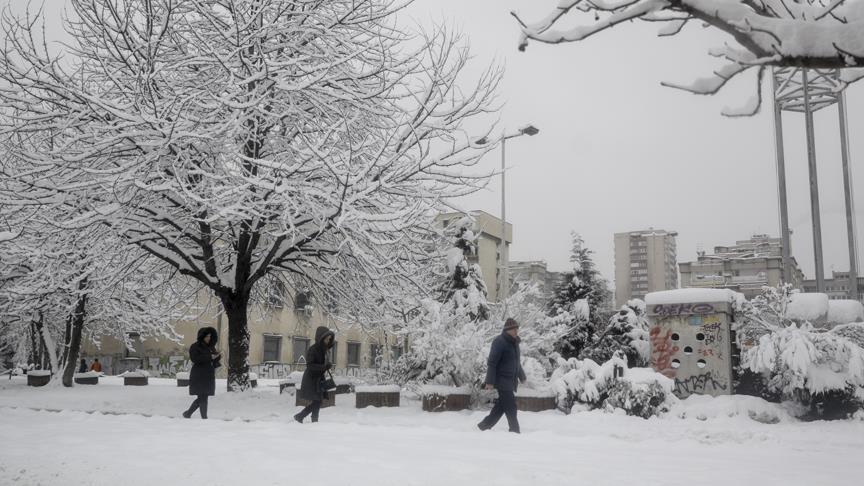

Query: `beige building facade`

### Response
(508, 260, 564, 307)
(437, 210, 512, 303)
(614, 229, 679, 308)
(679, 235, 805, 300)
(82, 290, 401, 378)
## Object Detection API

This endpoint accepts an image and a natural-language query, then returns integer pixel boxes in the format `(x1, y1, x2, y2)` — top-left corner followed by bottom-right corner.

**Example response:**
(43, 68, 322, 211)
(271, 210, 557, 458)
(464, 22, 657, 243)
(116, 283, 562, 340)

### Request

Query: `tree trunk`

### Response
(61, 279, 88, 387)
(222, 294, 251, 392)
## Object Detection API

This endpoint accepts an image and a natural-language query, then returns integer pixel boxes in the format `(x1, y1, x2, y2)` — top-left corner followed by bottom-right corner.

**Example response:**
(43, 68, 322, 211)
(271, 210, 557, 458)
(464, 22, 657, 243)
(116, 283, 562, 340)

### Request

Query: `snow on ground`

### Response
(1, 376, 863, 485)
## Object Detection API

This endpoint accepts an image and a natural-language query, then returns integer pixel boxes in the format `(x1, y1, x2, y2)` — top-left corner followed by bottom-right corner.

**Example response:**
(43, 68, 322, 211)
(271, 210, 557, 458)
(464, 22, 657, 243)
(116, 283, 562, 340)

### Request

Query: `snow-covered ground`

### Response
(1, 376, 863, 485)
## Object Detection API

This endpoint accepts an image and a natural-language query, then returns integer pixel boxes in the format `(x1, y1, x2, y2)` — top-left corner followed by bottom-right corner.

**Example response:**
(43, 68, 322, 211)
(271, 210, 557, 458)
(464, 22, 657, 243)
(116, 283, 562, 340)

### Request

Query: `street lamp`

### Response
(476, 124, 540, 305)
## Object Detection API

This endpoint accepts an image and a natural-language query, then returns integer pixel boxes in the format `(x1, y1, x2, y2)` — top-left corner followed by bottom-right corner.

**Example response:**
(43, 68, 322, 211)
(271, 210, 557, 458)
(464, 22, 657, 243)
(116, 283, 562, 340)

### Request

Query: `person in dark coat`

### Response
(294, 326, 335, 423)
(478, 318, 527, 433)
(78, 358, 87, 373)
(182, 327, 221, 419)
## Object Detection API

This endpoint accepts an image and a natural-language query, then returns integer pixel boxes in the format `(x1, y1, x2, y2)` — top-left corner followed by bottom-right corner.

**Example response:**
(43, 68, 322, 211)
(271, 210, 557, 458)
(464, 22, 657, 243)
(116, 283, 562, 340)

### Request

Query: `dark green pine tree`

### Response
(548, 232, 612, 359)
(438, 218, 489, 322)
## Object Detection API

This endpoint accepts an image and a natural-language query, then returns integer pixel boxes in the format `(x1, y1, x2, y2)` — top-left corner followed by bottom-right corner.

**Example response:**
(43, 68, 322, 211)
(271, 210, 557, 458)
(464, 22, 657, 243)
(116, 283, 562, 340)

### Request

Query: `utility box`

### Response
(646, 289, 739, 399)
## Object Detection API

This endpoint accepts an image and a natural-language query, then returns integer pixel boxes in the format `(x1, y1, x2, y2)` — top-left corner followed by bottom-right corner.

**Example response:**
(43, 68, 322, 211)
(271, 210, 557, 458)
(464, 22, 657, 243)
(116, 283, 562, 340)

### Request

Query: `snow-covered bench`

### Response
(26, 370, 51, 387)
(420, 385, 471, 412)
(122, 370, 149, 386)
(355, 385, 401, 408)
(74, 371, 100, 385)
(515, 389, 557, 412)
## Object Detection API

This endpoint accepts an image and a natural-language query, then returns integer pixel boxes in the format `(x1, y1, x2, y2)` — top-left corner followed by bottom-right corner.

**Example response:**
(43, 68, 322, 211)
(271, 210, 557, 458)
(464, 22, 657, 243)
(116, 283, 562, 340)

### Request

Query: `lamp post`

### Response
(477, 124, 540, 305)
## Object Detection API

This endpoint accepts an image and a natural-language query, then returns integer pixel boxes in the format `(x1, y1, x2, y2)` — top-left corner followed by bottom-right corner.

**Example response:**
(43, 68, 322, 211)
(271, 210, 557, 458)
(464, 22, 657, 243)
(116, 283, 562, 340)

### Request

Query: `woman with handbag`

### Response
(294, 326, 335, 423)
(182, 327, 221, 419)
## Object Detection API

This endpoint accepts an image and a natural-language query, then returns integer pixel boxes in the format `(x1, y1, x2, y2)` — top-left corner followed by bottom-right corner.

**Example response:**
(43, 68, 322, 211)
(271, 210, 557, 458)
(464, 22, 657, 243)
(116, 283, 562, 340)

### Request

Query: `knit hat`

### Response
(503, 318, 519, 331)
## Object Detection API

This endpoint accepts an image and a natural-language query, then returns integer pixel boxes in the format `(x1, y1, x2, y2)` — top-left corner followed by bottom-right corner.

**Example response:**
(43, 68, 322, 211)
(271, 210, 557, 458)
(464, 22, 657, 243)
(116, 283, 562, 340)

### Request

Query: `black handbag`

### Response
(320, 370, 337, 392)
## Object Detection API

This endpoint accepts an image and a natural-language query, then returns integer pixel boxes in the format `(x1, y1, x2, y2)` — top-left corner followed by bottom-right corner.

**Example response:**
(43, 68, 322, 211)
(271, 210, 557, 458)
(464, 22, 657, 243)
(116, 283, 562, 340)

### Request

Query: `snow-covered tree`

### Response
(581, 299, 651, 367)
(0, 222, 185, 386)
(0, 1, 501, 390)
(513, 0, 864, 115)
(391, 216, 495, 387)
(736, 285, 864, 418)
(547, 232, 612, 359)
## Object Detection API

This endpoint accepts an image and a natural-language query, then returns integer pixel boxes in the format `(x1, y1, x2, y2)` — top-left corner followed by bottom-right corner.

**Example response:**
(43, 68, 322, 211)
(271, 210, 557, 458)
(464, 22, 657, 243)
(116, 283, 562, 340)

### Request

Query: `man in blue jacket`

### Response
(478, 318, 527, 433)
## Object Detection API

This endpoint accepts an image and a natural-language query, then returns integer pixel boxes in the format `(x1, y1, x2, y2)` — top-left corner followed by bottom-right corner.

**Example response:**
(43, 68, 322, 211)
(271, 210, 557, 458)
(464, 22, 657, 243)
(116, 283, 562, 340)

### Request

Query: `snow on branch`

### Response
(514, 0, 864, 114)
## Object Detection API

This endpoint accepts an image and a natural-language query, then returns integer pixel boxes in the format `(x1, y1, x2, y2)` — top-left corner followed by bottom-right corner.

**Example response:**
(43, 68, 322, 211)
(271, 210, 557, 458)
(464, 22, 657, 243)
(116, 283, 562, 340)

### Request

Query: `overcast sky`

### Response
(407, 0, 864, 286)
(4, 0, 862, 288)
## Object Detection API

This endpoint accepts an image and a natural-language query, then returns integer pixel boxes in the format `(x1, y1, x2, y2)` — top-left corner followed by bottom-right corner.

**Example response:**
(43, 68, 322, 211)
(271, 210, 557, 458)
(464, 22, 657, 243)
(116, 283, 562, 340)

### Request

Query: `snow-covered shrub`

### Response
(551, 352, 674, 418)
(581, 299, 650, 367)
(736, 285, 864, 419)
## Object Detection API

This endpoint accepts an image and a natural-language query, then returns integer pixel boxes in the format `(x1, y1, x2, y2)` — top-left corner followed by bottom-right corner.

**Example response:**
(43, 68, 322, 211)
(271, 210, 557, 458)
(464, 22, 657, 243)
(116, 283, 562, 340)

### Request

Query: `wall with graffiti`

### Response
(647, 300, 734, 398)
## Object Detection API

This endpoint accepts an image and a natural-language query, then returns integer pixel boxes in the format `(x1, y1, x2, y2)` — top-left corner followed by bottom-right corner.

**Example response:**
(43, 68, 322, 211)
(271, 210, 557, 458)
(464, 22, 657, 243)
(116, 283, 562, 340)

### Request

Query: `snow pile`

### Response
(249, 373, 258, 381)
(27, 370, 52, 377)
(670, 394, 797, 424)
(551, 353, 675, 418)
(515, 388, 556, 398)
(355, 385, 401, 393)
(646, 288, 743, 306)
(176, 372, 189, 380)
(828, 300, 864, 325)
(785, 293, 829, 322)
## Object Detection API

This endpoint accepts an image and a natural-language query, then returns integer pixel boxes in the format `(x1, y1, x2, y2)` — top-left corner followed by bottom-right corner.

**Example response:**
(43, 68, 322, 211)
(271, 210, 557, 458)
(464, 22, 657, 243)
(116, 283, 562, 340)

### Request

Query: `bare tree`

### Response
(514, 0, 864, 114)
(0, 0, 500, 390)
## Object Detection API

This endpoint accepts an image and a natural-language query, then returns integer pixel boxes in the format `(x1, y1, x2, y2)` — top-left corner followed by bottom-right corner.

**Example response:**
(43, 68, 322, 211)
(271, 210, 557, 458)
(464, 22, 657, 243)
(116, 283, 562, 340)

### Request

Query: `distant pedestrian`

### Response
(182, 327, 221, 419)
(477, 318, 526, 434)
(294, 326, 335, 424)
(78, 358, 87, 373)
(89, 359, 102, 373)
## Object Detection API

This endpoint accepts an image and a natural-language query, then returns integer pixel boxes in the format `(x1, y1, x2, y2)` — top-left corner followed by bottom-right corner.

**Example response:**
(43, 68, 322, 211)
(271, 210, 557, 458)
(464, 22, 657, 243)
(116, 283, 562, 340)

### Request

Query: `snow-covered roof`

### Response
(785, 293, 829, 322)
(646, 288, 742, 306)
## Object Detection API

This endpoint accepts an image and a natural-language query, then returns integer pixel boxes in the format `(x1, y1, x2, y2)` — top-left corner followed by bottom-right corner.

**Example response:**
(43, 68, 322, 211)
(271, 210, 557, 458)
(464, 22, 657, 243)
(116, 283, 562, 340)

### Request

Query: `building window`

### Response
(391, 345, 403, 361)
(294, 291, 311, 311)
(291, 337, 309, 363)
(347, 342, 361, 367)
(328, 342, 337, 367)
(263, 335, 282, 363)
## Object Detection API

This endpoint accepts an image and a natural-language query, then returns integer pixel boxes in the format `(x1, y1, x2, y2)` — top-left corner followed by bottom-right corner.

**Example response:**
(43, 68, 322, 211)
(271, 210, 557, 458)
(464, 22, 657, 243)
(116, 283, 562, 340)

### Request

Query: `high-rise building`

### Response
(508, 260, 565, 307)
(437, 210, 512, 302)
(803, 271, 864, 301)
(614, 229, 678, 308)
(679, 234, 804, 299)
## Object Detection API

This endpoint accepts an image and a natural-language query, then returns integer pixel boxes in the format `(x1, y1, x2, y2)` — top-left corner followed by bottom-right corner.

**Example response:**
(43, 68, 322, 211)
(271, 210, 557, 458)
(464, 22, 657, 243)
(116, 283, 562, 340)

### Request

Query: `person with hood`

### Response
(294, 326, 335, 423)
(477, 318, 527, 434)
(78, 358, 87, 373)
(182, 327, 221, 419)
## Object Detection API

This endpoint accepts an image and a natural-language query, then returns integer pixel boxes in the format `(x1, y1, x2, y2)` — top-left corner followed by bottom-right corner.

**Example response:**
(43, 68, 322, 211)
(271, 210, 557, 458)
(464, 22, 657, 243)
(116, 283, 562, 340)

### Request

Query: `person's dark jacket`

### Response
(484, 332, 527, 392)
(189, 327, 220, 396)
(78, 360, 87, 373)
(298, 326, 335, 401)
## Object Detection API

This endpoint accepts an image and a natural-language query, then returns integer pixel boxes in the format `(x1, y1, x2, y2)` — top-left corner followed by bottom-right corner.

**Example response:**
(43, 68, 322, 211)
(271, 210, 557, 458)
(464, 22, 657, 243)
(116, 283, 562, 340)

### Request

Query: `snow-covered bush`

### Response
(581, 299, 650, 367)
(736, 285, 864, 419)
(551, 352, 675, 418)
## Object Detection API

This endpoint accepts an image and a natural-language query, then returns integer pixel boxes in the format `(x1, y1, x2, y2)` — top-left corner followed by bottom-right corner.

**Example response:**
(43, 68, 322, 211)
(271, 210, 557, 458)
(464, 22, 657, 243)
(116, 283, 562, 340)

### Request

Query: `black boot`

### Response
(182, 410, 192, 419)
(477, 422, 491, 431)
(293, 413, 303, 424)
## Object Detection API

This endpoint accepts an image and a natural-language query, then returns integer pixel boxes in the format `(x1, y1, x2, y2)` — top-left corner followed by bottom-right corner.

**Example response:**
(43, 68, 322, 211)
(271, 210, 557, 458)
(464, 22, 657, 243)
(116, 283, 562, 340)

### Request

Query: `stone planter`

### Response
(279, 381, 295, 394)
(334, 383, 352, 395)
(295, 394, 335, 408)
(124, 376, 149, 386)
(421, 388, 471, 412)
(176, 372, 189, 387)
(74, 376, 99, 385)
(27, 372, 51, 387)
(355, 386, 401, 408)
(515, 395, 556, 412)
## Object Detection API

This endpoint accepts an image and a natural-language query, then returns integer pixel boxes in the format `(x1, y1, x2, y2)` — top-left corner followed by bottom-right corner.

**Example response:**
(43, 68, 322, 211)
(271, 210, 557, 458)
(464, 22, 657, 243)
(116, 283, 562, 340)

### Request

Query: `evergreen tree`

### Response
(581, 300, 650, 367)
(548, 232, 612, 359)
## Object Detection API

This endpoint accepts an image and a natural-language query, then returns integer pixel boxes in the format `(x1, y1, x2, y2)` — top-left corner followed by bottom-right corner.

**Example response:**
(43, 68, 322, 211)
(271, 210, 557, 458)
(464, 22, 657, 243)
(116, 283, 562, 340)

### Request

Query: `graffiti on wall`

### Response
(153, 356, 190, 377)
(652, 303, 716, 317)
(649, 326, 678, 378)
(673, 371, 728, 396)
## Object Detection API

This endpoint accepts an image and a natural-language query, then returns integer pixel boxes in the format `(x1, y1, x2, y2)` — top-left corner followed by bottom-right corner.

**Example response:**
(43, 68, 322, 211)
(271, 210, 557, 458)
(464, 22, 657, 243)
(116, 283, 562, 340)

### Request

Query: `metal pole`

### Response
(771, 69, 793, 286)
(839, 90, 859, 300)
(500, 137, 508, 306)
(802, 69, 826, 292)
